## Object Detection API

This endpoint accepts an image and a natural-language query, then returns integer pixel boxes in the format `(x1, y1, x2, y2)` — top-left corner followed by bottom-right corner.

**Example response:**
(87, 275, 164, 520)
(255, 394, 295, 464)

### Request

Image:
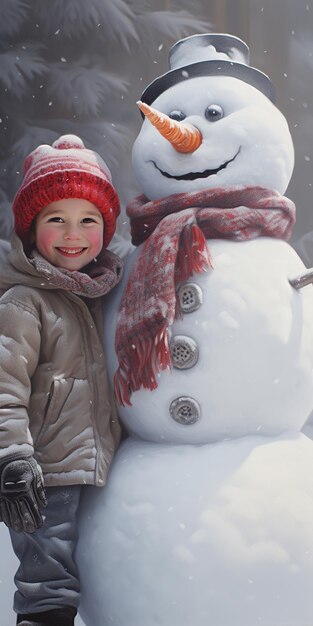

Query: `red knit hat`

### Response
(13, 134, 120, 248)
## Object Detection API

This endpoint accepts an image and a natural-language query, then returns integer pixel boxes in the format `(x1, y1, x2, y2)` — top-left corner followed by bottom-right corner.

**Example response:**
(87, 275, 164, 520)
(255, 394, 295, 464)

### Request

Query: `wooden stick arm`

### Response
(289, 267, 313, 289)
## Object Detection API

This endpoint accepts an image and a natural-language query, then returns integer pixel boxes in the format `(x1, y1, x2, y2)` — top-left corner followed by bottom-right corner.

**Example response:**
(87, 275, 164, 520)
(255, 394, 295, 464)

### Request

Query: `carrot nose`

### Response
(137, 101, 202, 154)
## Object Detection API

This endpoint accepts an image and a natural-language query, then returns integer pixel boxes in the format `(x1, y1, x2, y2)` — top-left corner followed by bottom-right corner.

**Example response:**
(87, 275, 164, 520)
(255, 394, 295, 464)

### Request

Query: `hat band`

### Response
(140, 59, 275, 112)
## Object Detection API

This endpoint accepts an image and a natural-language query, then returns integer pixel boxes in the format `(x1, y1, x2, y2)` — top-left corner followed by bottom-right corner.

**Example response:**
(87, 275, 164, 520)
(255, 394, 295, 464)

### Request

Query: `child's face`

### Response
(35, 198, 104, 271)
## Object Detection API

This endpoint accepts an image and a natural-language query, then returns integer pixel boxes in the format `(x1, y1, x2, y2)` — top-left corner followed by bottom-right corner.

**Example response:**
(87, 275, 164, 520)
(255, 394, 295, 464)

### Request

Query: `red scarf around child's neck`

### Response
(114, 185, 296, 406)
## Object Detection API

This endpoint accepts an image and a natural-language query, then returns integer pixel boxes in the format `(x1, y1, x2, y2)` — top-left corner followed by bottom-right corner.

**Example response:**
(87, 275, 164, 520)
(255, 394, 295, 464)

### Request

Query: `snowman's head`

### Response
(132, 34, 294, 201)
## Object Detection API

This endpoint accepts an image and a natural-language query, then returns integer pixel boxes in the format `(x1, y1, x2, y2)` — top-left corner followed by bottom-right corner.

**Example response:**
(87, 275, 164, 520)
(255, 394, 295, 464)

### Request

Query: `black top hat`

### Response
(140, 33, 275, 108)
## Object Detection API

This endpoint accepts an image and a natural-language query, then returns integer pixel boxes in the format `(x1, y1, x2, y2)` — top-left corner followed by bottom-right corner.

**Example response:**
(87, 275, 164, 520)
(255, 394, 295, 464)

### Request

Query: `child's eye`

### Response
(48, 217, 64, 223)
(82, 217, 97, 223)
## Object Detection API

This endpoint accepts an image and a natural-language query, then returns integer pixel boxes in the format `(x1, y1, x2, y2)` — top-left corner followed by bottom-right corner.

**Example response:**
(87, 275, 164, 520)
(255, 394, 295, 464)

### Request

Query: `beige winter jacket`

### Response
(0, 234, 122, 487)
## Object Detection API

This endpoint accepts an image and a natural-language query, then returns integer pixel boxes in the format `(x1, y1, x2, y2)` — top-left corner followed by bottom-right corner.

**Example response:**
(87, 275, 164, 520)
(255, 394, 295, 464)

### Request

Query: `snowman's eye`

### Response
(205, 104, 224, 122)
(168, 110, 186, 122)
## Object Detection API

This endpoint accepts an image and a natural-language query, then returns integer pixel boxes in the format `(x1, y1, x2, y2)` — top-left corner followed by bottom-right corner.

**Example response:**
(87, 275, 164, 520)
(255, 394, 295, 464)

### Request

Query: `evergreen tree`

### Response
(0, 0, 209, 250)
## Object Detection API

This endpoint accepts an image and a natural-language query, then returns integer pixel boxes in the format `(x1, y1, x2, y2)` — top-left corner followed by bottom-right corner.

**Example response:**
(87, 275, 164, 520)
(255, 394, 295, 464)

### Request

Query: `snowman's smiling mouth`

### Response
(152, 148, 241, 180)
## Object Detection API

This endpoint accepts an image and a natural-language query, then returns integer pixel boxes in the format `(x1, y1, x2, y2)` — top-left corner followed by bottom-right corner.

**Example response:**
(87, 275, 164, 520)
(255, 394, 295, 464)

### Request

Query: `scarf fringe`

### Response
(114, 321, 172, 406)
(175, 223, 213, 283)
(115, 225, 213, 405)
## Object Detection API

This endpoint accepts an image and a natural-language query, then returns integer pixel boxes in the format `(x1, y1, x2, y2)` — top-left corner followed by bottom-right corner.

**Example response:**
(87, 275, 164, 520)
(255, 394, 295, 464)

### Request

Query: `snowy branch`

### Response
(34, 0, 138, 47)
(0, 0, 29, 39)
(46, 64, 129, 116)
(0, 44, 47, 98)
(134, 11, 211, 50)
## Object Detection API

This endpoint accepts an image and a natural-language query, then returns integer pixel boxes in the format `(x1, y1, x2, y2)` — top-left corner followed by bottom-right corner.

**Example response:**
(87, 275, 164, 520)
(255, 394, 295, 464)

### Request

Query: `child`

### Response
(0, 135, 123, 626)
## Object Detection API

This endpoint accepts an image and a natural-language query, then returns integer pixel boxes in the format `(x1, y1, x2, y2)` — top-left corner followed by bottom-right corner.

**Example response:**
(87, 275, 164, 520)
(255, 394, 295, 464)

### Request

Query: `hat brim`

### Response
(140, 59, 276, 113)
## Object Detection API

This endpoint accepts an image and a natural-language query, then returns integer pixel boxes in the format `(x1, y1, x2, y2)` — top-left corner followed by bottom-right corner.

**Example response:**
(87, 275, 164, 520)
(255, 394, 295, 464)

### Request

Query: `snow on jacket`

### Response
(0, 233, 123, 487)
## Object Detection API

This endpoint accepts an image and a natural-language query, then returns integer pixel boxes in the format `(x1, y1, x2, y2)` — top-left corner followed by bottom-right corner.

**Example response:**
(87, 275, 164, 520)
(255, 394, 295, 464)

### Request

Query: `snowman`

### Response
(77, 34, 313, 626)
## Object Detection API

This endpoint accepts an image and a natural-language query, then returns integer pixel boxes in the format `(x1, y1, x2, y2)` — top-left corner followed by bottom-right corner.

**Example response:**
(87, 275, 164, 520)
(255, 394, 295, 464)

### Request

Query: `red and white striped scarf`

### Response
(114, 185, 295, 406)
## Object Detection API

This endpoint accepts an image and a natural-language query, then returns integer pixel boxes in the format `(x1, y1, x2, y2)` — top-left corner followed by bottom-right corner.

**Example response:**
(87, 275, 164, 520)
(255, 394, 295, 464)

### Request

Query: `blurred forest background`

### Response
(0, 0, 313, 260)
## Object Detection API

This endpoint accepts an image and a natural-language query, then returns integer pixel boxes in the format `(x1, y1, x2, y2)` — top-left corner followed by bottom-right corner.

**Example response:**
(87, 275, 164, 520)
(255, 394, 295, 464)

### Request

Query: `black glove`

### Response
(0, 457, 47, 533)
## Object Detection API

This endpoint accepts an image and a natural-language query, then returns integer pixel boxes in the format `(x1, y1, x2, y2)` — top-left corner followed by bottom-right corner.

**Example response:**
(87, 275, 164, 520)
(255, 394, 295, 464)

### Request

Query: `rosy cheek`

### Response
(88, 229, 103, 254)
(36, 226, 58, 255)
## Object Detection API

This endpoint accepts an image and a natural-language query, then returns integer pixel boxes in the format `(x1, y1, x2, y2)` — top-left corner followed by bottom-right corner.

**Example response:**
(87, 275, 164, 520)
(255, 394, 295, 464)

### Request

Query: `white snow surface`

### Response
(77, 432, 313, 626)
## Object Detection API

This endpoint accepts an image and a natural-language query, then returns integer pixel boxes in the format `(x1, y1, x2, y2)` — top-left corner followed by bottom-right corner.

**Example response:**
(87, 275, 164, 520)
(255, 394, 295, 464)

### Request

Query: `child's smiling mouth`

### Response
(56, 247, 87, 257)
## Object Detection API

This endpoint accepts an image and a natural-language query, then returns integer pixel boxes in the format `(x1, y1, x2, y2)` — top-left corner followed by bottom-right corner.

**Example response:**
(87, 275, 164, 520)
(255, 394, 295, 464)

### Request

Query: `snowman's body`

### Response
(77, 36, 313, 626)
(102, 238, 313, 443)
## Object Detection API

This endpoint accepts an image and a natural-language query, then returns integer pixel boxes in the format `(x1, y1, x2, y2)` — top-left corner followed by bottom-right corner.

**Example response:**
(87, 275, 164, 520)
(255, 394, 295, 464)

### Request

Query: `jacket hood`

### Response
(0, 233, 54, 292)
